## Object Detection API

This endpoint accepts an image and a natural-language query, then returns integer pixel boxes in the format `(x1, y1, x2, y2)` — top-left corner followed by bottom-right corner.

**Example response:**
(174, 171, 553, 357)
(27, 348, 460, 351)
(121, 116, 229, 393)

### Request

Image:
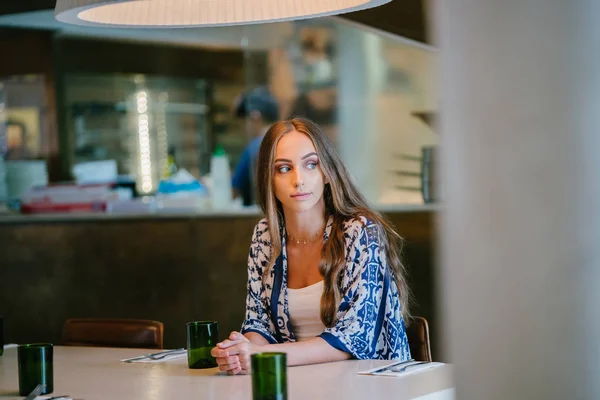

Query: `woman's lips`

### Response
(291, 192, 311, 199)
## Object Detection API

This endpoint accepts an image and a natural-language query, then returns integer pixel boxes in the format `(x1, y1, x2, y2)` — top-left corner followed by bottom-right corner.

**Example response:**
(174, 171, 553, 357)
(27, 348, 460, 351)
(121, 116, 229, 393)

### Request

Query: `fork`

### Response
(371, 358, 415, 374)
(24, 383, 45, 400)
(123, 348, 186, 363)
(146, 349, 186, 360)
(391, 361, 429, 373)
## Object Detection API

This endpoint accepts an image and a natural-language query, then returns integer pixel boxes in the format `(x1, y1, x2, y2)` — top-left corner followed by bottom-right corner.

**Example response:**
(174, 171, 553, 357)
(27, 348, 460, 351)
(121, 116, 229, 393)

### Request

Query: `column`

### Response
(337, 23, 384, 204)
(435, 1, 600, 399)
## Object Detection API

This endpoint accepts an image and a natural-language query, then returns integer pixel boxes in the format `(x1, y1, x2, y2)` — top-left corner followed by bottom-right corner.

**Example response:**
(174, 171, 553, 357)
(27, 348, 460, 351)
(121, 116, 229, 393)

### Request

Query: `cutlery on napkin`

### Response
(358, 360, 444, 377)
(120, 348, 187, 363)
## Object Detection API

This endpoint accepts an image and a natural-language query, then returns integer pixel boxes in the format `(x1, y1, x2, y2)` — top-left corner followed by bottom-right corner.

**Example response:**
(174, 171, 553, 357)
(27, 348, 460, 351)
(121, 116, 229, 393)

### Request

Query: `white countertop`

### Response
(0, 346, 454, 400)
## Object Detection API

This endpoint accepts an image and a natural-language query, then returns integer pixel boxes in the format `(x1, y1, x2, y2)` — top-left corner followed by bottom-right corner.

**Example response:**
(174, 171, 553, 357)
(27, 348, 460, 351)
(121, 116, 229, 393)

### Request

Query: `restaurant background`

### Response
(0, 2, 442, 358)
(0, 9, 437, 205)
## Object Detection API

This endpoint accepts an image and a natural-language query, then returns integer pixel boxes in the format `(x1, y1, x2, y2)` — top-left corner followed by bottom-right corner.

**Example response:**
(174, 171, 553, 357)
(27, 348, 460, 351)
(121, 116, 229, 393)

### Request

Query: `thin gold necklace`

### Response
(286, 226, 325, 245)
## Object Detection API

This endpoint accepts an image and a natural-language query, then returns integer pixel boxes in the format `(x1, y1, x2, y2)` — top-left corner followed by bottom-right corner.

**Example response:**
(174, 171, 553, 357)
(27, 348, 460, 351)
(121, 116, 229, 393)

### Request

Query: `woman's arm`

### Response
(259, 337, 351, 365)
(212, 222, 279, 375)
(212, 332, 350, 374)
(244, 332, 270, 346)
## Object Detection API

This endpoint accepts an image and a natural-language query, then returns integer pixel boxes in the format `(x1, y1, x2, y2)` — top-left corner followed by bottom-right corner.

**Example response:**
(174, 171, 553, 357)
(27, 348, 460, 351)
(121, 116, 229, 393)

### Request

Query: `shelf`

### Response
(70, 101, 209, 115)
(115, 102, 208, 115)
(411, 111, 437, 128)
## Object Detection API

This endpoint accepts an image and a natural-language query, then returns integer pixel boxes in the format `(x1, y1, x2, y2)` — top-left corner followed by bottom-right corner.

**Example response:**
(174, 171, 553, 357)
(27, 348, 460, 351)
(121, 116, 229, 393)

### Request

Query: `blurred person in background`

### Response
(3, 120, 33, 160)
(231, 87, 280, 206)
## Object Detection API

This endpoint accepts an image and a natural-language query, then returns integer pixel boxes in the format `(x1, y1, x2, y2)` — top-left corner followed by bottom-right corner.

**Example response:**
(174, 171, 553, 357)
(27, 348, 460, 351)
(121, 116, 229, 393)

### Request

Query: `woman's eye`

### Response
(306, 161, 317, 170)
(277, 165, 291, 173)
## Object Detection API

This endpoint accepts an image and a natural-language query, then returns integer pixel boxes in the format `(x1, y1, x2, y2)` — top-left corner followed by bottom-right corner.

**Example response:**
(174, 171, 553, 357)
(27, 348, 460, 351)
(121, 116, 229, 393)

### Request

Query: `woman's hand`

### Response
(211, 331, 260, 375)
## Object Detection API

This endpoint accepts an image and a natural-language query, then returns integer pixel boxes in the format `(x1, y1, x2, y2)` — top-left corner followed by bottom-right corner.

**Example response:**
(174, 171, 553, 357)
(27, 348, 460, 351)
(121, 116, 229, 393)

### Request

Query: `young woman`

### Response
(211, 118, 411, 375)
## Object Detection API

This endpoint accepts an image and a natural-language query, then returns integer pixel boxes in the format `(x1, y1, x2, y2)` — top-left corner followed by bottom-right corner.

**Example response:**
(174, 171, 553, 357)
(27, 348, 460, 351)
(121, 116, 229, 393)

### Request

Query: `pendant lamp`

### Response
(55, 0, 393, 28)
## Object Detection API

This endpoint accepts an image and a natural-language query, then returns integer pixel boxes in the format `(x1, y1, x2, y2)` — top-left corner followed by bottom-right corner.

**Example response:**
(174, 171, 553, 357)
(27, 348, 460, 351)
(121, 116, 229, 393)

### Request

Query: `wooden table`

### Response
(0, 346, 454, 399)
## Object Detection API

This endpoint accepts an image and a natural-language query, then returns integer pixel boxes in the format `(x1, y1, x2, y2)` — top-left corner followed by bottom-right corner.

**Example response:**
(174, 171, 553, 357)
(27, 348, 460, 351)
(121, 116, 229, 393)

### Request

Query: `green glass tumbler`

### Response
(186, 321, 218, 369)
(0, 316, 3, 357)
(18, 343, 53, 396)
(251, 352, 287, 400)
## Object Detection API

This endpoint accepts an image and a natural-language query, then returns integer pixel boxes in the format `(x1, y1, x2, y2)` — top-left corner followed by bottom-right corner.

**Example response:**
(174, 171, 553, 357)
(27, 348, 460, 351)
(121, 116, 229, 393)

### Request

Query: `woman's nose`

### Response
(294, 170, 304, 188)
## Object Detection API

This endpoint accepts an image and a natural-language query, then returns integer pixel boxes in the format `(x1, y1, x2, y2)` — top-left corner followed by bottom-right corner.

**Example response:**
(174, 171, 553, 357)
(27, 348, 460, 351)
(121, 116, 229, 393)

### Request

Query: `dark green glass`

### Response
(18, 343, 53, 396)
(251, 352, 287, 400)
(0, 316, 3, 356)
(186, 321, 218, 369)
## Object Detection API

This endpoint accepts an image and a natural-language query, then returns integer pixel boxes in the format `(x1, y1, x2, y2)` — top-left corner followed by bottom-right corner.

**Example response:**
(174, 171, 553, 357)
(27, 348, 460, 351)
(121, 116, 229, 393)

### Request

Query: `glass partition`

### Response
(63, 74, 209, 194)
(2, 15, 438, 207)
(0, 75, 50, 162)
(242, 17, 439, 206)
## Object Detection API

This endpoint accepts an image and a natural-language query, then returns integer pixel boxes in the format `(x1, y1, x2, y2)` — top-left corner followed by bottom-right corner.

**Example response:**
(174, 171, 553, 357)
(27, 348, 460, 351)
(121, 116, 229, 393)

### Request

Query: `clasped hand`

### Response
(210, 331, 260, 375)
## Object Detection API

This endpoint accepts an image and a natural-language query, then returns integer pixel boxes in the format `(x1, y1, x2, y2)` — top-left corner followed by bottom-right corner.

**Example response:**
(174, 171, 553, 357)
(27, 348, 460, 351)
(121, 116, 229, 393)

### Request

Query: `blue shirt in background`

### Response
(232, 136, 264, 206)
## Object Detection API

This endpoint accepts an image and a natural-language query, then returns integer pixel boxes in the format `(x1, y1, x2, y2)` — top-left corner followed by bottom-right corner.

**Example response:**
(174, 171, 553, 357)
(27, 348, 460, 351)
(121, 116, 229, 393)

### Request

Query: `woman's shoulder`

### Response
(341, 215, 377, 233)
(340, 215, 381, 245)
(252, 218, 285, 246)
(252, 218, 272, 241)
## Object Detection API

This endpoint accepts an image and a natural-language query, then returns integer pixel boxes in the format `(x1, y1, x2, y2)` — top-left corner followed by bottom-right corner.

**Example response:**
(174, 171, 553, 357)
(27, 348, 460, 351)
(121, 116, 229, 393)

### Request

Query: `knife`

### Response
(121, 348, 185, 362)
(24, 383, 45, 400)
(369, 358, 415, 374)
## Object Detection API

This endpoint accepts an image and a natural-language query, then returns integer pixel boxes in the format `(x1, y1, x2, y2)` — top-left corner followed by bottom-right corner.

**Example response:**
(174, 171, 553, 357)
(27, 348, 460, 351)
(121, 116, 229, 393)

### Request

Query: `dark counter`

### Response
(0, 210, 438, 357)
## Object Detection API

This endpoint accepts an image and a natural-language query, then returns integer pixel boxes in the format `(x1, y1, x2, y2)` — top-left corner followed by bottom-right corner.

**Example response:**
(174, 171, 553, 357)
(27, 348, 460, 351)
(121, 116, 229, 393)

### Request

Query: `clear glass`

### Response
(12, 18, 437, 208)
(186, 321, 218, 369)
(63, 74, 209, 195)
(0, 75, 55, 204)
(241, 18, 439, 206)
(18, 343, 53, 396)
(0, 75, 51, 162)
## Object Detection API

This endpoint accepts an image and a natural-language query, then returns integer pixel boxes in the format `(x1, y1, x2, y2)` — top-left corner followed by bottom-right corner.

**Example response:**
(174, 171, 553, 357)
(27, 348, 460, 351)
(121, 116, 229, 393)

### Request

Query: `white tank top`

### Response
(287, 281, 326, 341)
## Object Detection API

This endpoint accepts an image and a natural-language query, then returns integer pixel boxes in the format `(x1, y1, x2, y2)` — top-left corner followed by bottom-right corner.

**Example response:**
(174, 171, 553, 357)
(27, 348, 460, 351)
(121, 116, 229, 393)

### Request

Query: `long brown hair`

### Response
(256, 117, 411, 325)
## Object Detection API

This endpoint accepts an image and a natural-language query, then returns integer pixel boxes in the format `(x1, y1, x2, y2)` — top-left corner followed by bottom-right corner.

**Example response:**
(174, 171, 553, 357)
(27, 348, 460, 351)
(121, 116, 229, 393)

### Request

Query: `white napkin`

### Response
(120, 349, 187, 363)
(3, 343, 18, 350)
(358, 360, 444, 377)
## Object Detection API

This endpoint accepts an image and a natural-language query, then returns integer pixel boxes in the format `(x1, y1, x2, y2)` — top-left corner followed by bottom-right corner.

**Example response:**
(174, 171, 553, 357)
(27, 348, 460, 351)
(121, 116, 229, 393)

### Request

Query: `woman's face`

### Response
(273, 129, 326, 214)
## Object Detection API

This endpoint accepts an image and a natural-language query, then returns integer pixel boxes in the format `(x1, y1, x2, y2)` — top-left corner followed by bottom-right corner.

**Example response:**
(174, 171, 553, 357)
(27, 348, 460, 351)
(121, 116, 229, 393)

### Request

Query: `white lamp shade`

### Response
(55, 0, 393, 28)
(0, 10, 293, 50)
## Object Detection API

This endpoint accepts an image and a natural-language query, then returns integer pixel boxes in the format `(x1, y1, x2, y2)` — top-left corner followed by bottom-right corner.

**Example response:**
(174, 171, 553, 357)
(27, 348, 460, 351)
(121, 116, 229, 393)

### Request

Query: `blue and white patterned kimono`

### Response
(240, 215, 411, 360)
